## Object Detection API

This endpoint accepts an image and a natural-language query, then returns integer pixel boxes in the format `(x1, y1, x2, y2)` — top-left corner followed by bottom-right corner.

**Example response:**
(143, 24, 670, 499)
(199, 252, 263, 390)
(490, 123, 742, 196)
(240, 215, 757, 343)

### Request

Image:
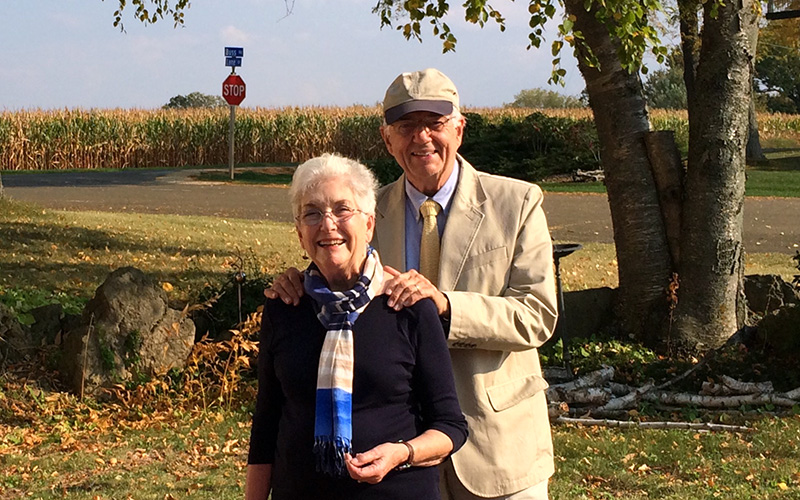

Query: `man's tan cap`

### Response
(383, 68, 460, 124)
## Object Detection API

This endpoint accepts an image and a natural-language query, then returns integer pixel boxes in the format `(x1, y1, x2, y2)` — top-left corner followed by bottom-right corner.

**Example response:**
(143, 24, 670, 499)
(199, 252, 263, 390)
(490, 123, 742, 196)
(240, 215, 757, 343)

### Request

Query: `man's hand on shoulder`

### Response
(382, 266, 450, 317)
(263, 267, 305, 305)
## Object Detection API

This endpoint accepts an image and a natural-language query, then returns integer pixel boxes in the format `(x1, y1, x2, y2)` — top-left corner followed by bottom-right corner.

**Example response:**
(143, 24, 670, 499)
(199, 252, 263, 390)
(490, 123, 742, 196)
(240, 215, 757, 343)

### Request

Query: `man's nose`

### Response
(412, 126, 433, 142)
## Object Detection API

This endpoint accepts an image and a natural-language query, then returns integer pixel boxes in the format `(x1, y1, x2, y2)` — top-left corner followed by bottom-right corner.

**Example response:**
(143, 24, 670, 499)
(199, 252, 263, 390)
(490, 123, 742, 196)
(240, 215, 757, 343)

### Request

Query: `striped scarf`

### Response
(303, 246, 384, 477)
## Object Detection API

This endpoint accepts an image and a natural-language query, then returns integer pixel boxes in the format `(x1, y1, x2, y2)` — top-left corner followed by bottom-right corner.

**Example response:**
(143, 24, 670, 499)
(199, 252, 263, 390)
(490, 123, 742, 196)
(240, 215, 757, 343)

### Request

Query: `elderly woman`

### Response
(245, 153, 467, 500)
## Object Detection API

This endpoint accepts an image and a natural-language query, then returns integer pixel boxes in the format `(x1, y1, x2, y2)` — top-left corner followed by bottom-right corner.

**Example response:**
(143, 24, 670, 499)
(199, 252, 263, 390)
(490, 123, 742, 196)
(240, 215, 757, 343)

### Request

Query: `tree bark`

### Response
(565, 0, 673, 345)
(746, 23, 766, 163)
(644, 131, 684, 266)
(678, 0, 700, 105)
(673, 0, 759, 348)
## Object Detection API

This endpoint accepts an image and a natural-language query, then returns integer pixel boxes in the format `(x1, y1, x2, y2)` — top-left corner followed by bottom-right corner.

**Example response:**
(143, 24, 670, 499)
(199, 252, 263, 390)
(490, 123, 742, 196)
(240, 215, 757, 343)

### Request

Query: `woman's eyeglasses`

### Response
(297, 206, 365, 226)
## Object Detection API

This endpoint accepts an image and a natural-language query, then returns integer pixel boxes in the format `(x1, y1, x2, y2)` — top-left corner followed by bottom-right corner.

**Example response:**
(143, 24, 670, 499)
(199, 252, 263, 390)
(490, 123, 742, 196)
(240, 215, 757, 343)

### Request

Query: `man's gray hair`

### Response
(289, 153, 379, 218)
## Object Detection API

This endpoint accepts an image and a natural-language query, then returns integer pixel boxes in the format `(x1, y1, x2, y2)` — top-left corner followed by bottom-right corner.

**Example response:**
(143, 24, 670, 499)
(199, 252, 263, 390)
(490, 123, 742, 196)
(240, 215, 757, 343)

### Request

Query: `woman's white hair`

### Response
(289, 153, 379, 217)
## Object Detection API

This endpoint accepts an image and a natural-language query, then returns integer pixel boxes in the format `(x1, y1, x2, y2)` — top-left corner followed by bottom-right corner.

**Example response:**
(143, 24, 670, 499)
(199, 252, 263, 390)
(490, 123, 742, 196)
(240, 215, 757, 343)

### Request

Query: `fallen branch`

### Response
(555, 416, 753, 433)
(547, 366, 614, 402)
(701, 376, 774, 396)
(594, 382, 655, 412)
(555, 387, 612, 405)
(643, 390, 798, 408)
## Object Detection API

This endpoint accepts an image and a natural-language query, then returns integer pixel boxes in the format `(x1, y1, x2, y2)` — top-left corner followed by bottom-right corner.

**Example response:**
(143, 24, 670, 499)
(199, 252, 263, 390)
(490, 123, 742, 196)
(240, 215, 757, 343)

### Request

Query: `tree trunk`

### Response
(746, 23, 766, 163)
(678, 0, 700, 104)
(673, 0, 758, 349)
(565, 0, 673, 345)
(644, 131, 684, 266)
(747, 99, 766, 162)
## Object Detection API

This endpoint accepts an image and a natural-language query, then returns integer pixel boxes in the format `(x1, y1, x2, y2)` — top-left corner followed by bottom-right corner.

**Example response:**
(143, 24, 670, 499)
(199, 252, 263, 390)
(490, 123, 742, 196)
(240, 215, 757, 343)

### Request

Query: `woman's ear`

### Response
(365, 214, 376, 242)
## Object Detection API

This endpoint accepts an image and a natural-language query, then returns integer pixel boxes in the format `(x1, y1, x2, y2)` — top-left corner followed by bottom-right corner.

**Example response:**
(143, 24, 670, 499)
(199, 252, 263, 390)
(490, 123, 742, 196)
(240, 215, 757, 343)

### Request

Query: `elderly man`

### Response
(267, 68, 558, 499)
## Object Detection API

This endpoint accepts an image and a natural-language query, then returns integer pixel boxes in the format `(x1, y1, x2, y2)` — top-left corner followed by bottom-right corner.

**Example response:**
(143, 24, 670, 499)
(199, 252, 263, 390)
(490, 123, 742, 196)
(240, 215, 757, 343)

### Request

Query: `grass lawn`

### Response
(2, 394, 798, 499)
(1, 195, 799, 499)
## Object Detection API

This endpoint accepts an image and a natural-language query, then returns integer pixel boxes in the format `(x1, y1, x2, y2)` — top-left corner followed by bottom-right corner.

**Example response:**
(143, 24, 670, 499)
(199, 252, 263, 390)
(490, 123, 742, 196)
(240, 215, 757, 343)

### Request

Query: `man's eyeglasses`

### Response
(297, 206, 365, 226)
(391, 116, 454, 137)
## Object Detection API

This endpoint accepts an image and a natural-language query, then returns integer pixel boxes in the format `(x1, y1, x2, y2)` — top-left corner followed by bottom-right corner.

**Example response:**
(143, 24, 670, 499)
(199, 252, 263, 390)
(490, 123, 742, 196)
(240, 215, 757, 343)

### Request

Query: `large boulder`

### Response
(0, 303, 34, 364)
(60, 267, 195, 396)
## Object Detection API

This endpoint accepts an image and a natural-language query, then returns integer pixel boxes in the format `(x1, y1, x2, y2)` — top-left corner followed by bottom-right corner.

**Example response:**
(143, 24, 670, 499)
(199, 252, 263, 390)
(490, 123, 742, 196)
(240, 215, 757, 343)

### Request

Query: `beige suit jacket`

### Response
(373, 157, 558, 497)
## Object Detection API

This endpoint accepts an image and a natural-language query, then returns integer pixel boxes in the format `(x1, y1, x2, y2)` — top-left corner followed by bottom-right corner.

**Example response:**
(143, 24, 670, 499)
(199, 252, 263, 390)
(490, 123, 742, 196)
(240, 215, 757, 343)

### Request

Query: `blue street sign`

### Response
(225, 47, 244, 58)
(226, 57, 242, 67)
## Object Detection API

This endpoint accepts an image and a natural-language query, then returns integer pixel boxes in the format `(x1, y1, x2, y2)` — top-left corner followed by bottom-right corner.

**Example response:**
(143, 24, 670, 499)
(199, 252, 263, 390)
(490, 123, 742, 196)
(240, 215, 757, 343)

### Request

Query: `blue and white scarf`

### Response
(303, 246, 384, 477)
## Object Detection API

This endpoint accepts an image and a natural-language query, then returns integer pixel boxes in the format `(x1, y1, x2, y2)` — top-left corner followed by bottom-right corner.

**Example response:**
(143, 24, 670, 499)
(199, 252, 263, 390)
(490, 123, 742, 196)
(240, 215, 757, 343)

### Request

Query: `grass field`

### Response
(1, 193, 799, 499)
(1, 398, 798, 500)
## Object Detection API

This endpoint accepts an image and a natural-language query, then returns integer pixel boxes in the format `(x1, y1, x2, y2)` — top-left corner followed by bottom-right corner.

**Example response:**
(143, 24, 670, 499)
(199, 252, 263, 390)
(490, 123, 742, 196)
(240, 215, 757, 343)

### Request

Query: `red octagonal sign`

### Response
(222, 74, 246, 106)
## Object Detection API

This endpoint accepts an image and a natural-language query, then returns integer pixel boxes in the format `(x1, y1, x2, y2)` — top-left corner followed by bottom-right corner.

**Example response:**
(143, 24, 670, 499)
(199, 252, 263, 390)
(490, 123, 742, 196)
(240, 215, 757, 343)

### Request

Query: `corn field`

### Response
(1, 106, 799, 171)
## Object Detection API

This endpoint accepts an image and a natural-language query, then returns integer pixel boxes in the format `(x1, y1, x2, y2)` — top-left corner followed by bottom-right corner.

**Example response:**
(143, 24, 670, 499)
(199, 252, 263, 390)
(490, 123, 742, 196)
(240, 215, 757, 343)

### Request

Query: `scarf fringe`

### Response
(314, 436, 352, 477)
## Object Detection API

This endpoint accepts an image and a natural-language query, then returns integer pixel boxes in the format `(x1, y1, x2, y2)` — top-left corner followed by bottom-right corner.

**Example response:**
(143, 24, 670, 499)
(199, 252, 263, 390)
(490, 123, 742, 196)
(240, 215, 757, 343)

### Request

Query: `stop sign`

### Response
(222, 74, 246, 106)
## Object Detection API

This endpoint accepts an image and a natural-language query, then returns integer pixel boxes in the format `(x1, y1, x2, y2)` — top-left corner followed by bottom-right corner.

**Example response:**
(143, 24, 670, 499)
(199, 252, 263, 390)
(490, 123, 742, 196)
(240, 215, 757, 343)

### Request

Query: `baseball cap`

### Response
(383, 68, 460, 124)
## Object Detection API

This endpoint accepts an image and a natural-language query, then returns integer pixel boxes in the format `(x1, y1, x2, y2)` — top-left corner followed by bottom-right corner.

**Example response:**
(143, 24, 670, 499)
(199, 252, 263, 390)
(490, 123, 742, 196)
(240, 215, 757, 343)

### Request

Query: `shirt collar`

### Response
(404, 160, 460, 221)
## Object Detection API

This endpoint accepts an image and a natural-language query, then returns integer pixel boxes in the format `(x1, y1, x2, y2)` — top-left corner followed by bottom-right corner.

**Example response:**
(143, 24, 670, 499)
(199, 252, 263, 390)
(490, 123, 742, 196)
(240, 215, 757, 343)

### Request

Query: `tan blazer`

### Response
(373, 157, 559, 497)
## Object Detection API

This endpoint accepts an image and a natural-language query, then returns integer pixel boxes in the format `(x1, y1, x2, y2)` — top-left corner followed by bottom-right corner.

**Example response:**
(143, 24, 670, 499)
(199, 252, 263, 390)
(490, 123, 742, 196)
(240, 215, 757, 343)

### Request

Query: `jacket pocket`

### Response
(487, 374, 549, 412)
(462, 246, 508, 272)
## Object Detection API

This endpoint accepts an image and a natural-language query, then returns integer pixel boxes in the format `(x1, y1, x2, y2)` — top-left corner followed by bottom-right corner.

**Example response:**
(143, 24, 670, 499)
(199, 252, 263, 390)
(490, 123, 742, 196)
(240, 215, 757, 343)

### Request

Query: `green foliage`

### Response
(123, 330, 143, 368)
(364, 157, 404, 186)
(643, 64, 687, 109)
(96, 330, 117, 373)
(110, 0, 190, 31)
(162, 92, 226, 110)
(504, 88, 585, 109)
(372, 0, 666, 84)
(756, 7, 800, 114)
(458, 111, 600, 181)
(192, 248, 274, 340)
(0, 287, 85, 326)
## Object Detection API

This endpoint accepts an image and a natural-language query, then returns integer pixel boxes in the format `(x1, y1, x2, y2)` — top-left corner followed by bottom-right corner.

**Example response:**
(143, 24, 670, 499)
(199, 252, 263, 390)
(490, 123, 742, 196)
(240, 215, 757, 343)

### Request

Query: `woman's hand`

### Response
(263, 267, 304, 305)
(345, 442, 409, 484)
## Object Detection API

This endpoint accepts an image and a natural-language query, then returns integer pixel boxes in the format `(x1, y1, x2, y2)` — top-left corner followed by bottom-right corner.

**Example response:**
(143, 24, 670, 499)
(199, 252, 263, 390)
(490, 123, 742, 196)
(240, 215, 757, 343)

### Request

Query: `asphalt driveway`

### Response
(3, 169, 798, 254)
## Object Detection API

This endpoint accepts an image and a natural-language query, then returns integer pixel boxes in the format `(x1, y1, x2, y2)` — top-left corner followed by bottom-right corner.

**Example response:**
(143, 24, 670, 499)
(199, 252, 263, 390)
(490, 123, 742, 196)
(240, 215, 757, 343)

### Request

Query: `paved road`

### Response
(3, 169, 799, 254)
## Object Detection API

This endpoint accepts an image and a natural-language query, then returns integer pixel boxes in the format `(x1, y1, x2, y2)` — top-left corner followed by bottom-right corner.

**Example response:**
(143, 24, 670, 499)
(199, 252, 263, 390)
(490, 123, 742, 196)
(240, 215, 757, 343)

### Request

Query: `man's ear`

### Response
(380, 125, 395, 156)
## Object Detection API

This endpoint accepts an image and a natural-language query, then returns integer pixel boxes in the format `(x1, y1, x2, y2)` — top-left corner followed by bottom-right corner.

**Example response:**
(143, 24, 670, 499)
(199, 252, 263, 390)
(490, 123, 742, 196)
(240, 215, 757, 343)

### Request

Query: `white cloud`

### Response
(220, 25, 251, 45)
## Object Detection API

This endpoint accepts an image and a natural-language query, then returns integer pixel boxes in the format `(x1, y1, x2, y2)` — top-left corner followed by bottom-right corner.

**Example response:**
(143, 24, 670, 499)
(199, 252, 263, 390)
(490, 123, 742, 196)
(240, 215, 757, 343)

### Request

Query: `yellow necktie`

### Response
(419, 199, 442, 285)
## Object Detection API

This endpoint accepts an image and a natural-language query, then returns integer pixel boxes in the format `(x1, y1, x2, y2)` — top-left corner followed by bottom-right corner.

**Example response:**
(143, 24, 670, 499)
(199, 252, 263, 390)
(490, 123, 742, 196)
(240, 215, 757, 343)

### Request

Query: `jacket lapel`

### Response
(439, 157, 486, 291)
(374, 176, 407, 271)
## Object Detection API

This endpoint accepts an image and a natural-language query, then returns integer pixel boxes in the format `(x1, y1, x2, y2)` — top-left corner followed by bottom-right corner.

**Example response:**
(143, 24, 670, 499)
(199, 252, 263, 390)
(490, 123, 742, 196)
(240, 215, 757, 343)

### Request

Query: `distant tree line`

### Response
(163, 92, 226, 109)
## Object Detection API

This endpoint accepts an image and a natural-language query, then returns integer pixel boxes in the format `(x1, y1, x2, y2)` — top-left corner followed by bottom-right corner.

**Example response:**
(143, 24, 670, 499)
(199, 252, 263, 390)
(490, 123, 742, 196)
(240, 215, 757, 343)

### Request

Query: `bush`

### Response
(191, 249, 274, 341)
(459, 112, 600, 181)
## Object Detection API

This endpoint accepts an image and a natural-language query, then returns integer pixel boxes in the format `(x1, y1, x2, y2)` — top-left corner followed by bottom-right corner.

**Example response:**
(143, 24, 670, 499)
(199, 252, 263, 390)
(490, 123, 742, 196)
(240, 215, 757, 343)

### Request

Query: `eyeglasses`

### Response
(296, 206, 365, 226)
(391, 116, 454, 137)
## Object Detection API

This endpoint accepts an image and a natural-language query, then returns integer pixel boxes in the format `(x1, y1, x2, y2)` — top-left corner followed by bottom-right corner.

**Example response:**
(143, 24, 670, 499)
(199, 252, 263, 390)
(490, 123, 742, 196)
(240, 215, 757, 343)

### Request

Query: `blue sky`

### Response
(0, 1, 586, 110)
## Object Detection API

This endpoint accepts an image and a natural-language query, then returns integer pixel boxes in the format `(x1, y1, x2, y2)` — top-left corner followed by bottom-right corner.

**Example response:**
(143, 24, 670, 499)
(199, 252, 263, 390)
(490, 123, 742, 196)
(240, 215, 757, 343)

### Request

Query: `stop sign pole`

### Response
(222, 47, 245, 180)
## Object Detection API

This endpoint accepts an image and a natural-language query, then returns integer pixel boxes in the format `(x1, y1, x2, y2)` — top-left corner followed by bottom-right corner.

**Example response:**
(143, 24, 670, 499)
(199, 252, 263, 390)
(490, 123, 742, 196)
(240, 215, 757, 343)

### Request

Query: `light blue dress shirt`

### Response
(403, 161, 460, 272)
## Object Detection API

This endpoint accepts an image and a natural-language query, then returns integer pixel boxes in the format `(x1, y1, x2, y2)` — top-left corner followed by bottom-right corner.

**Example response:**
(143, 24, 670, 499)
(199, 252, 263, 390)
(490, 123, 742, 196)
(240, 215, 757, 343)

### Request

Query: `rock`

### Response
(29, 303, 63, 346)
(744, 274, 799, 316)
(0, 303, 34, 364)
(756, 304, 800, 353)
(60, 267, 195, 396)
(554, 287, 616, 342)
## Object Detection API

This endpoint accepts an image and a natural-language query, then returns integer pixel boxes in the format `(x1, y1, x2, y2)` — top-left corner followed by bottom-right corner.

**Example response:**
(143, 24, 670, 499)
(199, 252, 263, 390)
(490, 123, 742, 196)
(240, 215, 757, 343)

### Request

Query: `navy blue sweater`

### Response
(248, 295, 468, 500)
